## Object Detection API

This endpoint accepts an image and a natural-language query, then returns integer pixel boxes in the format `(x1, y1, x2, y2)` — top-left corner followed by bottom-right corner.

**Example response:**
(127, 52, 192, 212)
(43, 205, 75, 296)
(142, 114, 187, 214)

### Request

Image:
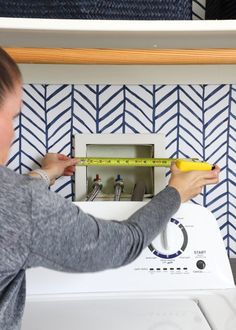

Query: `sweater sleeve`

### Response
(26, 179, 180, 273)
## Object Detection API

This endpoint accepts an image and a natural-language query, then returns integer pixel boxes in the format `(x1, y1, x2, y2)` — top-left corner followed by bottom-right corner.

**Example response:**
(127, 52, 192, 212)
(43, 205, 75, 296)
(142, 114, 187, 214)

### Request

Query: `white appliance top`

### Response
(23, 297, 212, 330)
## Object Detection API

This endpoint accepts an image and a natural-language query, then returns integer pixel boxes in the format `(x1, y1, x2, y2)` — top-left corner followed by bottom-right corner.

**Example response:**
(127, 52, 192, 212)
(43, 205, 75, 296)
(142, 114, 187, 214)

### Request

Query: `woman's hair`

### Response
(0, 47, 22, 106)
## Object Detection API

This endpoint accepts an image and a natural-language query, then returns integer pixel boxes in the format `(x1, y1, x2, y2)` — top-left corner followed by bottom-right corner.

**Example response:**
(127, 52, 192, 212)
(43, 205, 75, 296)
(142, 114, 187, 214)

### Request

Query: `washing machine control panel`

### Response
(74, 202, 234, 291)
(141, 213, 208, 276)
(26, 202, 234, 295)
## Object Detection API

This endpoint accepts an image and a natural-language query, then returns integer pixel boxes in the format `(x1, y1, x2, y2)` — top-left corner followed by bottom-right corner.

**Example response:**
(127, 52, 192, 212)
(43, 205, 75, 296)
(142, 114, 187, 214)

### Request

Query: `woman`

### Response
(0, 47, 220, 330)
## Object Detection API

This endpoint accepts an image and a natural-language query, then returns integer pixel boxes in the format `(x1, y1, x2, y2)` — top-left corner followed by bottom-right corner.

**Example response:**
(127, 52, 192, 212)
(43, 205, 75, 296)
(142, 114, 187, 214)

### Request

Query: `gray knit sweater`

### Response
(0, 166, 180, 329)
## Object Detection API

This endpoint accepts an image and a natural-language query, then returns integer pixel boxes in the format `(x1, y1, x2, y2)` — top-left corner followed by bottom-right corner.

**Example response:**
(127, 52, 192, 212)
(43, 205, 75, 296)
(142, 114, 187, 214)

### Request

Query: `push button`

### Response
(196, 260, 206, 269)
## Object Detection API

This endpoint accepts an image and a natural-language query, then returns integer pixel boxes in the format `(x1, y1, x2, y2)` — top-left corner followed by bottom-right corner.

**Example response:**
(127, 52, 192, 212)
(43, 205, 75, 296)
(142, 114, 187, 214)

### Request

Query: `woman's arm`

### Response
(26, 179, 180, 273)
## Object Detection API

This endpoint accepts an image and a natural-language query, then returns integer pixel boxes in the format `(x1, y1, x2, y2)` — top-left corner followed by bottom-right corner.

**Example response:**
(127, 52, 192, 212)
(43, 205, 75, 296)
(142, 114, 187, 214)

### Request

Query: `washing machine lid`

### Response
(22, 297, 211, 330)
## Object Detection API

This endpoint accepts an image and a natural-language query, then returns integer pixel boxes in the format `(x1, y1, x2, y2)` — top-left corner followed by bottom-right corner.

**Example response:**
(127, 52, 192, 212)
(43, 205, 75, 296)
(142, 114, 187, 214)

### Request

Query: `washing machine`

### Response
(22, 202, 236, 330)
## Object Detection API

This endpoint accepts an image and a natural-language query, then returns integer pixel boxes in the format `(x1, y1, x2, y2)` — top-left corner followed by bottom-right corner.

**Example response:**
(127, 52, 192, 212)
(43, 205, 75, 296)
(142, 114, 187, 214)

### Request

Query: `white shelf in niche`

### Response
(0, 18, 236, 48)
(1, 18, 236, 84)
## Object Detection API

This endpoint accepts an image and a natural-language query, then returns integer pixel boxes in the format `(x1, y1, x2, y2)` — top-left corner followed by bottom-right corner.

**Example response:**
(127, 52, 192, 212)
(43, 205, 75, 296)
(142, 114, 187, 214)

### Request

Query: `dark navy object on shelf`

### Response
(206, 0, 236, 20)
(0, 0, 192, 20)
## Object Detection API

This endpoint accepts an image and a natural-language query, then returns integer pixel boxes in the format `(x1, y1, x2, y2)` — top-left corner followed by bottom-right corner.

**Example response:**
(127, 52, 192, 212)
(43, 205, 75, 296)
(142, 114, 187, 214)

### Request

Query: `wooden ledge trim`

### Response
(4, 47, 236, 65)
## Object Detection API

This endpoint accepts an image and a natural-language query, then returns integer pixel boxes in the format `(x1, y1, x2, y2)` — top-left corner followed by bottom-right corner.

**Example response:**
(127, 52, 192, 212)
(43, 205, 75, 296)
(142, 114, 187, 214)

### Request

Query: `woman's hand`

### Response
(40, 153, 77, 185)
(168, 162, 220, 203)
(29, 153, 77, 186)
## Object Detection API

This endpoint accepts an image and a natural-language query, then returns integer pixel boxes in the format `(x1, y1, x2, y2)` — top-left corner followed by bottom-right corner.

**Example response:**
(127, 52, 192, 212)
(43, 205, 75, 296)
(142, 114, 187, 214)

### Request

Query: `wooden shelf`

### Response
(4, 47, 236, 65)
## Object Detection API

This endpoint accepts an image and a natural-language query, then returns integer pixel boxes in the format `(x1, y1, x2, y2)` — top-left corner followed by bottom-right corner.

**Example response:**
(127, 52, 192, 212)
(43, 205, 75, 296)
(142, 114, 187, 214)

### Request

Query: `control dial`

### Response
(148, 218, 188, 259)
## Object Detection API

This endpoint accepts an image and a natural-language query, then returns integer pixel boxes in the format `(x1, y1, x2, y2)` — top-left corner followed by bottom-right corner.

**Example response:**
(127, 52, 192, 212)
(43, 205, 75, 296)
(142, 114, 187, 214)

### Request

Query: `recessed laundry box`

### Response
(74, 133, 167, 201)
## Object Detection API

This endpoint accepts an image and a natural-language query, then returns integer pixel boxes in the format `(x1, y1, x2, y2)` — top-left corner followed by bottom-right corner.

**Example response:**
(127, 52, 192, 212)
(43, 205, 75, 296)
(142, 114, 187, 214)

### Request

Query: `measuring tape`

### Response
(75, 157, 214, 171)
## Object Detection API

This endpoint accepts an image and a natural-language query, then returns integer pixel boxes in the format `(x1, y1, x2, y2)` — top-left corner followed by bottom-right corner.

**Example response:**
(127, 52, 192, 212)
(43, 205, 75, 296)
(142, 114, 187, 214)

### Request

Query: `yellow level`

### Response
(175, 159, 214, 171)
(75, 157, 214, 171)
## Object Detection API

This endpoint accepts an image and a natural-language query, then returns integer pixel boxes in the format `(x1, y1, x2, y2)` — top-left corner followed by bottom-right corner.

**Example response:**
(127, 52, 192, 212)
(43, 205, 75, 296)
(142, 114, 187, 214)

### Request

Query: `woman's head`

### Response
(0, 47, 22, 165)
(0, 47, 22, 106)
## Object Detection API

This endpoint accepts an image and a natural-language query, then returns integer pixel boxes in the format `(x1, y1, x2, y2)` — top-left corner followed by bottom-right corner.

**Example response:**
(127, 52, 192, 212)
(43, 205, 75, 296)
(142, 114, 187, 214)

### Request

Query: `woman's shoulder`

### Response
(0, 166, 35, 202)
(0, 165, 29, 186)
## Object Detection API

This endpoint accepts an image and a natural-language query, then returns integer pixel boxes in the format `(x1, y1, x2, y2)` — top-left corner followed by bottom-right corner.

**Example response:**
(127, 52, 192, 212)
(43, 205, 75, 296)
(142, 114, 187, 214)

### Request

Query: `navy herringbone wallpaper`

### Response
(7, 84, 236, 256)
